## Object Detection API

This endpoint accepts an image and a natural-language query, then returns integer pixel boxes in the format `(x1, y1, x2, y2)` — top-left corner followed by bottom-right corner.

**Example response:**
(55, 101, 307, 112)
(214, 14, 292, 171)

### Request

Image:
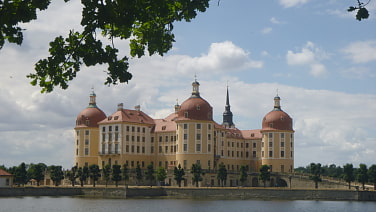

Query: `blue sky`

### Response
(0, 0, 375, 169)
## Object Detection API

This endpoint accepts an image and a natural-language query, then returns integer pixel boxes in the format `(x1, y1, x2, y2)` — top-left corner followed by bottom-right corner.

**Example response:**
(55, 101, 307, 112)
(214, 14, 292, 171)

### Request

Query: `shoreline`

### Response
(1, 187, 375, 201)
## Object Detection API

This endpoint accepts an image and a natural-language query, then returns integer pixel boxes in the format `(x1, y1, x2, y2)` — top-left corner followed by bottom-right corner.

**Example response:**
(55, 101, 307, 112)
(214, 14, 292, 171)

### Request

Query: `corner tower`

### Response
(74, 91, 106, 167)
(175, 79, 215, 172)
(260, 94, 294, 173)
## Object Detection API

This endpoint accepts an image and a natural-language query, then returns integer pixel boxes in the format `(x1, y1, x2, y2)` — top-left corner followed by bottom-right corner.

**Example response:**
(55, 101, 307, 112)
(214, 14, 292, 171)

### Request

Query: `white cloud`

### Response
(342, 40, 376, 63)
(261, 27, 273, 34)
(279, 0, 309, 8)
(286, 41, 328, 77)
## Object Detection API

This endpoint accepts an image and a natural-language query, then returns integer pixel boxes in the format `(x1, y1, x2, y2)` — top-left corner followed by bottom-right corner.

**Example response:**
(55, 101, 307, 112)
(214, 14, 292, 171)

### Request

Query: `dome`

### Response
(261, 95, 293, 131)
(178, 97, 213, 121)
(177, 80, 213, 121)
(262, 110, 293, 131)
(75, 91, 106, 128)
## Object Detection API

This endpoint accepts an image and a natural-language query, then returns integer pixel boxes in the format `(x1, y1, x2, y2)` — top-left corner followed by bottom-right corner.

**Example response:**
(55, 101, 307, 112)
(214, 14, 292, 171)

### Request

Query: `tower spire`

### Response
(191, 76, 200, 97)
(222, 85, 234, 128)
(273, 93, 282, 111)
(88, 89, 97, 108)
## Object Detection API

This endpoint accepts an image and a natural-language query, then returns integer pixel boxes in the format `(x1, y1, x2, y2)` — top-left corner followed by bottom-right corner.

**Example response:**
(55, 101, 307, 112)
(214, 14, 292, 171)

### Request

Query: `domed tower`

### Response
(74, 91, 106, 167)
(175, 79, 215, 172)
(260, 95, 294, 173)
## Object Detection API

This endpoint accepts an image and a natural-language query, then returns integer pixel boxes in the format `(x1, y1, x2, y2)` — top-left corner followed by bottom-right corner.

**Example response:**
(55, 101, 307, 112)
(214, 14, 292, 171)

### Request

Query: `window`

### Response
(137, 136, 140, 142)
(142, 127, 146, 133)
(85, 130, 89, 135)
(245, 143, 249, 148)
(196, 143, 201, 152)
(197, 105, 200, 110)
(253, 142, 256, 148)
(137, 146, 140, 153)
(269, 151, 273, 157)
(159, 146, 162, 153)
(162, 126, 166, 130)
(115, 126, 118, 131)
(126, 126, 129, 131)
(196, 124, 201, 129)
(184, 160, 187, 169)
(142, 137, 145, 142)
(132, 126, 135, 132)
(131, 145, 135, 153)
(126, 145, 129, 152)
(151, 137, 154, 143)
(269, 133, 273, 138)
(208, 124, 211, 130)
(115, 144, 119, 154)
(137, 127, 140, 132)
(262, 151, 264, 157)
(159, 136, 162, 142)
(85, 139, 89, 145)
(253, 151, 257, 158)
(184, 112, 188, 118)
(84, 148, 89, 155)
(281, 151, 285, 157)
(208, 134, 211, 140)
(109, 133, 112, 142)
(281, 133, 285, 138)
(102, 127, 106, 132)
(165, 146, 169, 153)
(126, 135, 129, 141)
(196, 133, 201, 140)
(208, 144, 211, 152)
(184, 134, 188, 140)
(281, 142, 285, 147)
(269, 142, 273, 147)
(183, 144, 188, 152)
(165, 136, 168, 142)
(151, 146, 154, 153)
(184, 124, 188, 129)
(131, 136, 135, 142)
(262, 142, 264, 148)
(115, 133, 119, 141)
(269, 123, 273, 128)
(246, 151, 249, 158)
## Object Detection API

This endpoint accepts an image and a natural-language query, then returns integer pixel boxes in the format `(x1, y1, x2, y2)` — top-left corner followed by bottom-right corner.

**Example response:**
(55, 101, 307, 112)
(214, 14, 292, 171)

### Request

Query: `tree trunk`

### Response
(348, 182, 351, 189)
(315, 181, 318, 189)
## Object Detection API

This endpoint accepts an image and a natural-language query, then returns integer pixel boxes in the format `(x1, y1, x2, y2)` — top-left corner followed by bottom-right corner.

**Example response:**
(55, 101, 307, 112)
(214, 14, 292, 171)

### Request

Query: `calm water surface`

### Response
(0, 196, 375, 212)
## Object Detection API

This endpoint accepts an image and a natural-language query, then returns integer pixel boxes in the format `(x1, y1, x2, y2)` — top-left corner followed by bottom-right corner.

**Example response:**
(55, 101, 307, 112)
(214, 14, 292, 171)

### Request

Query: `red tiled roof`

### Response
(99, 109, 155, 125)
(0, 169, 13, 176)
(154, 113, 178, 132)
(241, 129, 262, 139)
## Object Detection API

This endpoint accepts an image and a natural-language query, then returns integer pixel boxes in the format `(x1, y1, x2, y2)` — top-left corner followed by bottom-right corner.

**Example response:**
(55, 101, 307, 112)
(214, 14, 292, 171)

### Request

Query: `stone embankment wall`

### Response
(1, 187, 375, 201)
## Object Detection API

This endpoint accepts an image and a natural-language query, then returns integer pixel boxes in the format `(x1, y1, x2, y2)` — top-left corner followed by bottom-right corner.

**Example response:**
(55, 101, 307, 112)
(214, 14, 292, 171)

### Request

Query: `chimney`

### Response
(135, 105, 141, 111)
(117, 103, 123, 111)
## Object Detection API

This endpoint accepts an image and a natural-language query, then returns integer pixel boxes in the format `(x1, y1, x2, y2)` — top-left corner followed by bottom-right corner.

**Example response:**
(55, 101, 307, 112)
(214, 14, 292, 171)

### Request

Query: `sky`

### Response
(0, 0, 375, 169)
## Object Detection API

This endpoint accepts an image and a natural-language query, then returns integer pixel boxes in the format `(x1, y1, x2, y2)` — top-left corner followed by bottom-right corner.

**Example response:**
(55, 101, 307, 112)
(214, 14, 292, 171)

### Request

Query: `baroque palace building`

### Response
(74, 80, 294, 186)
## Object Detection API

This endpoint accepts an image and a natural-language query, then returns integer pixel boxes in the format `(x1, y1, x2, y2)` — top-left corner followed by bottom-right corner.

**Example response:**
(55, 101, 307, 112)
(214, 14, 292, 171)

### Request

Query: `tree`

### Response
(89, 164, 101, 187)
(217, 163, 227, 187)
(309, 163, 322, 189)
(348, 0, 370, 21)
(27, 163, 47, 186)
(1, 0, 210, 93)
(259, 165, 270, 187)
(14, 162, 29, 186)
(49, 165, 64, 186)
(357, 163, 368, 190)
(368, 164, 376, 190)
(190, 163, 205, 187)
(66, 166, 78, 187)
(102, 164, 112, 187)
(239, 165, 248, 186)
(145, 164, 155, 186)
(343, 163, 355, 189)
(122, 164, 130, 186)
(112, 164, 122, 187)
(156, 166, 167, 186)
(77, 166, 89, 187)
(174, 164, 185, 187)
(135, 164, 143, 185)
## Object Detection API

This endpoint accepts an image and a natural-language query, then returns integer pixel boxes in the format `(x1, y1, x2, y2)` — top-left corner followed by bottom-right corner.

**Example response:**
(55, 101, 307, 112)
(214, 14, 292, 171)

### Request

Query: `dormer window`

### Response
(251, 133, 254, 137)
(162, 126, 166, 130)
(85, 120, 90, 126)
(184, 112, 188, 118)
(269, 123, 273, 128)
(197, 105, 201, 110)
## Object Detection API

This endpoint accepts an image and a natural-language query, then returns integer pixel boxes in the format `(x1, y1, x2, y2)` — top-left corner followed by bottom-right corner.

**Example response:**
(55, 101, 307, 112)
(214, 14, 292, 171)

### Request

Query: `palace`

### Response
(74, 80, 294, 186)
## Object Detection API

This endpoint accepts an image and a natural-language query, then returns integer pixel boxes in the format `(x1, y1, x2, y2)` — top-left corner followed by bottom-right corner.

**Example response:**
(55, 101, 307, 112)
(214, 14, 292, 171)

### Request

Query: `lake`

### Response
(0, 196, 375, 212)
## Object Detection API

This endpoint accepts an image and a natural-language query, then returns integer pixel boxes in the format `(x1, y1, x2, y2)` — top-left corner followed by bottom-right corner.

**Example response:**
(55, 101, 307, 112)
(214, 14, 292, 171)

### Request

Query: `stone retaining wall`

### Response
(1, 187, 375, 201)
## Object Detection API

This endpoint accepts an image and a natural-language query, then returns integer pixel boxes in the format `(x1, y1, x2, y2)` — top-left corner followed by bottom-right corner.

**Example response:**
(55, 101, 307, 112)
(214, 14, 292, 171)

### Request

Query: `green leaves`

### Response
(348, 1, 370, 21)
(26, 0, 210, 92)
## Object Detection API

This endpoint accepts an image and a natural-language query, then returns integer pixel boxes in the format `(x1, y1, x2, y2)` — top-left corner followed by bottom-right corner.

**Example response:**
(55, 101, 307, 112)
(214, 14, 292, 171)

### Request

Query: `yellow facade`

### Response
(74, 81, 295, 186)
